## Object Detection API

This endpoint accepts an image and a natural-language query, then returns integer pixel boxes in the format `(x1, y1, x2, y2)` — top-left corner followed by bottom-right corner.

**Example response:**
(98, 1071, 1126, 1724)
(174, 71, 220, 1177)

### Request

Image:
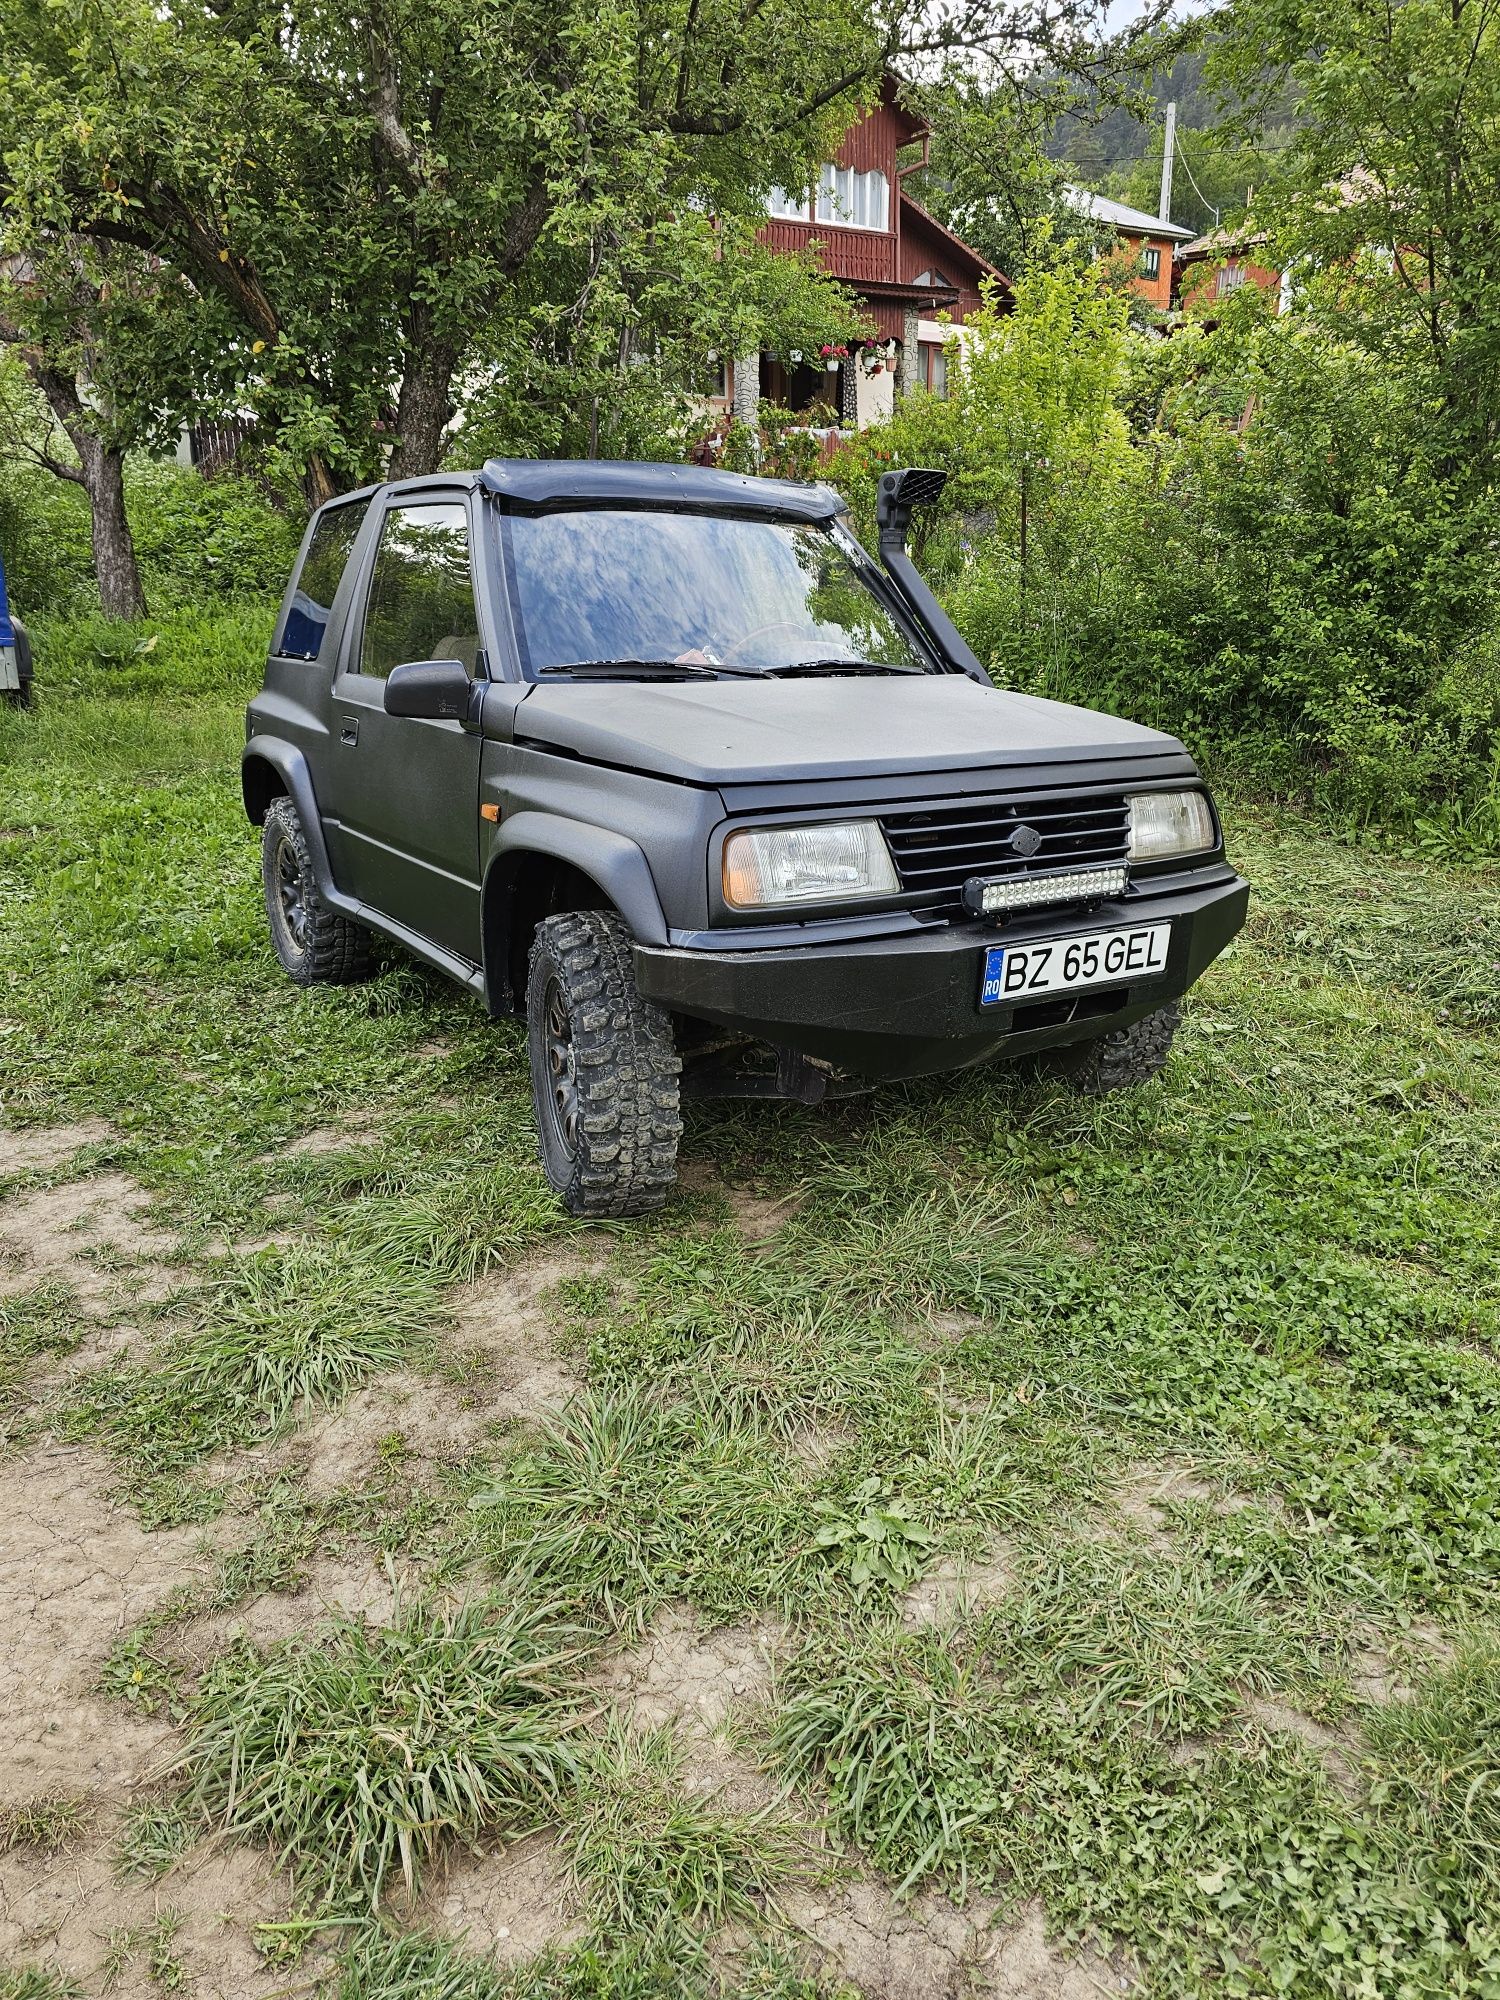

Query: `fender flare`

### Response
(482, 812, 669, 1010)
(241, 736, 355, 913)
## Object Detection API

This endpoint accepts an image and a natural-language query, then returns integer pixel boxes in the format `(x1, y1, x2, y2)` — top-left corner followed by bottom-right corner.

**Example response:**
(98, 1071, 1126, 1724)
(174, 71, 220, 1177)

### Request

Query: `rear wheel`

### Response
(1048, 1001, 1181, 1096)
(261, 795, 372, 986)
(527, 910, 681, 1218)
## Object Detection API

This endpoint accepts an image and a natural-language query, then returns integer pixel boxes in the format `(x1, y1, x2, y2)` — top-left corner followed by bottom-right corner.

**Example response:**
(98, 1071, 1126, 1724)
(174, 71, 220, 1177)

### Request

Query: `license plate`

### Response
(980, 921, 1171, 1007)
(0, 648, 17, 693)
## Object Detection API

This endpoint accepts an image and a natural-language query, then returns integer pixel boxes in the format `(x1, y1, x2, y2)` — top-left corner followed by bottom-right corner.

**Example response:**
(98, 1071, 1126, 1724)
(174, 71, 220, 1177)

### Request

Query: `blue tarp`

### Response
(0, 552, 14, 649)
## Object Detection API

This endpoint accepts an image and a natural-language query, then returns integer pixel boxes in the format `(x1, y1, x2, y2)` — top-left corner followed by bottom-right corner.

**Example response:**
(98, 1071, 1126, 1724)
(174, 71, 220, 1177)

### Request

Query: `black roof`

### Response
(478, 458, 843, 521)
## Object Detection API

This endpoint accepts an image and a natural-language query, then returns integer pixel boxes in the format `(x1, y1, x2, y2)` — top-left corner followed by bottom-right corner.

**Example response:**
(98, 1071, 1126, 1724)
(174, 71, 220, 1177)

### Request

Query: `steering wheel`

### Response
(719, 620, 808, 665)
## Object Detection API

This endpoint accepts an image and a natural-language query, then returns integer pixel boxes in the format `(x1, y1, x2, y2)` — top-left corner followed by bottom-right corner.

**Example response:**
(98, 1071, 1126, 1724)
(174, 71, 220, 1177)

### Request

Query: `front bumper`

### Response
(635, 866, 1249, 1079)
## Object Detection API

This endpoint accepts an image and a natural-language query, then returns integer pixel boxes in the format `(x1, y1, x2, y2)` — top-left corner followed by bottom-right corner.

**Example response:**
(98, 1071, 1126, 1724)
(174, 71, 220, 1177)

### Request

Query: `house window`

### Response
(921, 342, 948, 398)
(767, 185, 810, 222)
(816, 164, 889, 232)
(1142, 246, 1161, 280)
(1216, 262, 1246, 297)
(912, 270, 952, 290)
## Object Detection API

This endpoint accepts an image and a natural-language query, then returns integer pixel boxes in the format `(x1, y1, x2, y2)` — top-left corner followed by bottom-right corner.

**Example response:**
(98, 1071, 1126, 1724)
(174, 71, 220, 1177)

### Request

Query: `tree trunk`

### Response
(78, 433, 148, 619)
(388, 329, 460, 479)
(305, 452, 339, 509)
(30, 359, 148, 619)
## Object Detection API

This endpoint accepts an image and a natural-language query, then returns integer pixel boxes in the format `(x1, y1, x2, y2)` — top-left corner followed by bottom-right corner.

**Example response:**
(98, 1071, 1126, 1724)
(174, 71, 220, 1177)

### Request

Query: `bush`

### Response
(0, 455, 301, 620)
(830, 270, 1500, 836)
(0, 460, 95, 616)
(122, 461, 302, 610)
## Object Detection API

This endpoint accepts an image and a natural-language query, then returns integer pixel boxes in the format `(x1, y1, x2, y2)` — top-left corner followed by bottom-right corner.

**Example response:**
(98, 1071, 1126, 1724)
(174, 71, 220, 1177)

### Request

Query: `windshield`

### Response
(500, 507, 931, 676)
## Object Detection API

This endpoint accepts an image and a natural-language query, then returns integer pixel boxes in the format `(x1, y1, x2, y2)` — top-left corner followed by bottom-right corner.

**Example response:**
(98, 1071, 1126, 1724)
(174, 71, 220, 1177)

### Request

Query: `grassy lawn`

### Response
(2, 621, 1499, 2000)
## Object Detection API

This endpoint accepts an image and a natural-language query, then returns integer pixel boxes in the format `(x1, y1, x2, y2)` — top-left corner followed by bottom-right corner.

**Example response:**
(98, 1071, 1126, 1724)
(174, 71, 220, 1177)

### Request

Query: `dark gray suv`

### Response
(243, 460, 1248, 1216)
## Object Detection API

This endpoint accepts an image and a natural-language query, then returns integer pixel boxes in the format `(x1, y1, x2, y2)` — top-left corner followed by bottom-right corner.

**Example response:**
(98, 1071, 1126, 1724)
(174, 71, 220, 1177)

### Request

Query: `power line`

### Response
(1173, 133, 1221, 225)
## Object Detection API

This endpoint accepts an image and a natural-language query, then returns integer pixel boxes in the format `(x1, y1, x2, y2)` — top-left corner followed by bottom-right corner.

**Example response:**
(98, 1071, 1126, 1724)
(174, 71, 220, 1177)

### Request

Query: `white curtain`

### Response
(816, 165, 888, 231)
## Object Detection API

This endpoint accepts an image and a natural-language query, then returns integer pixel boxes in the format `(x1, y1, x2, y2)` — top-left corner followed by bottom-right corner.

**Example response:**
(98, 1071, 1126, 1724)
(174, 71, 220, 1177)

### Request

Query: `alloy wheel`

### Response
(543, 976, 580, 1155)
(275, 836, 310, 951)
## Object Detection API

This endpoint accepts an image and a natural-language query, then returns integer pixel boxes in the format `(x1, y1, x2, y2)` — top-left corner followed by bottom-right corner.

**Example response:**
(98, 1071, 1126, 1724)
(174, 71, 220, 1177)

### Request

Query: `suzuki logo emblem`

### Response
(1009, 823, 1043, 859)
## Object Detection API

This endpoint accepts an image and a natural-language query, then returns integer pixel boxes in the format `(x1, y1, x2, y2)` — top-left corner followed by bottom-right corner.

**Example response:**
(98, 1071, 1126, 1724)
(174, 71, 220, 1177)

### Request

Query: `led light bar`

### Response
(962, 864, 1129, 918)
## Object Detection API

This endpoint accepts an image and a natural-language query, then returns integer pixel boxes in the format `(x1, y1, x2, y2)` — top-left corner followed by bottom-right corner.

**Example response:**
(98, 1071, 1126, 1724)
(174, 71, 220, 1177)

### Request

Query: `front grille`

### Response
(881, 792, 1130, 915)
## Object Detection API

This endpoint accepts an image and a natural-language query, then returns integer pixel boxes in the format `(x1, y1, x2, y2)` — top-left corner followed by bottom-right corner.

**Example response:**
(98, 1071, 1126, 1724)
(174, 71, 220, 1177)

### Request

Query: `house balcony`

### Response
(759, 217, 898, 289)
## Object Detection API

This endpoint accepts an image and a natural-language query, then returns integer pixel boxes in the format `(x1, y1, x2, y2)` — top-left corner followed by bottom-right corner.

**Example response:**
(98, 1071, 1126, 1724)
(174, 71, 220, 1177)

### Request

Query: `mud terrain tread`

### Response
(1060, 1000, 1181, 1096)
(528, 910, 682, 1218)
(261, 795, 372, 987)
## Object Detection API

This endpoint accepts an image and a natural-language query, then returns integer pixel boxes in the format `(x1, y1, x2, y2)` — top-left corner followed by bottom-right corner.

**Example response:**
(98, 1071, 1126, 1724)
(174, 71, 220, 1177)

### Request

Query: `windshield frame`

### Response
(494, 500, 942, 683)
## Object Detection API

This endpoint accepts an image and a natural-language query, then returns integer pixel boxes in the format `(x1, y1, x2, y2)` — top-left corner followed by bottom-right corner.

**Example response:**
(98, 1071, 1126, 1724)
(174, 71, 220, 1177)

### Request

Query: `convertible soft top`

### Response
(478, 457, 844, 521)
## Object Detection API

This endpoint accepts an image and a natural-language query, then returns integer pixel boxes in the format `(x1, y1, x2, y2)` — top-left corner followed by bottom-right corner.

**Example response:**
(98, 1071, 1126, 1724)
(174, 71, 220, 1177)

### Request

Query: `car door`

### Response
(322, 494, 486, 961)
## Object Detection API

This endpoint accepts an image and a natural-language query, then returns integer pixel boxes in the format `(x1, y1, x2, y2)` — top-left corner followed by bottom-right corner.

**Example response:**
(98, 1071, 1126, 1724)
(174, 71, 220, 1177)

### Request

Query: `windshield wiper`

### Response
(536, 659, 761, 681)
(762, 658, 923, 678)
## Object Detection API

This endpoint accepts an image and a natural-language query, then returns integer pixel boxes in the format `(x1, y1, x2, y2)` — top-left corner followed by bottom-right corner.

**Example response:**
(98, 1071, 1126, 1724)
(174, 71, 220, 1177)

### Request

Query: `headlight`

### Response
(1126, 789, 1216, 861)
(721, 820, 900, 909)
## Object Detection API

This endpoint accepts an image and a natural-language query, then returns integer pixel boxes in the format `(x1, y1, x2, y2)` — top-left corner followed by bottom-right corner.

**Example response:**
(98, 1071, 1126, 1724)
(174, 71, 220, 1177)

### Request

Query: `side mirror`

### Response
(384, 659, 479, 725)
(874, 466, 948, 553)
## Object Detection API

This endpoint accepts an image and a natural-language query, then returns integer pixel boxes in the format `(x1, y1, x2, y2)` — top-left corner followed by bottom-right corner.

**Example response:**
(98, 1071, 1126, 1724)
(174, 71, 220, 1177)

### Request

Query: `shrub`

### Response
(122, 461, 302, 610)
(0, 455, 300, 620)
(830, 269, 1500, 834)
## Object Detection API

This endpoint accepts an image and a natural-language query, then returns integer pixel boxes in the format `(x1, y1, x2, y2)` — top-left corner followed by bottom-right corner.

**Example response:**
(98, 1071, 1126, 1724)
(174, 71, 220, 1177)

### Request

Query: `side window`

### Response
(278, 500, 367, 660)
(358, 502, 481, 680)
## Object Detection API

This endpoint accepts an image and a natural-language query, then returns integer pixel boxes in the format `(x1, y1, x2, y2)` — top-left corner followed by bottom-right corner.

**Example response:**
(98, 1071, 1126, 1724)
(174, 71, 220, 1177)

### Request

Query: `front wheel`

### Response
(527, 910, 682, 1218)
(261, 795, 372, 987)
(1046, 1001, 1181, 1096)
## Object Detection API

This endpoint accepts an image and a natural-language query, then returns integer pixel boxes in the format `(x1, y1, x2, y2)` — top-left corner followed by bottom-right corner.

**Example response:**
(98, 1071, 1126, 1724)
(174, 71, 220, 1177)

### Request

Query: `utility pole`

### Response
(1159, 101, 1177, 224)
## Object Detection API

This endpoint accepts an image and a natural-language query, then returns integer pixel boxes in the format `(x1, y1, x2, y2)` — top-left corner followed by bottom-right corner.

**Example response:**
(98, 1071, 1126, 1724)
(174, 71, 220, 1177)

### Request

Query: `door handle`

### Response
(340, 719, 359, 747)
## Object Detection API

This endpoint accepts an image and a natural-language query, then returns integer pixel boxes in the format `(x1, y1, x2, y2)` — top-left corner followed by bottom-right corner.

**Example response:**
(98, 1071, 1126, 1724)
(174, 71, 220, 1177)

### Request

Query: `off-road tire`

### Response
(527, 910, 682, 1218)
(261, 794, 372, 987)
(1050, 1000, 1181, 1096)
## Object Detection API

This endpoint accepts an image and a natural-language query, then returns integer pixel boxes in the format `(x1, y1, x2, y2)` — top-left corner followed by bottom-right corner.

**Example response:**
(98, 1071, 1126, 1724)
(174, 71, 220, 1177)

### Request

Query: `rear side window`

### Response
(358, 502, 481, 679)
(277, 501, 367, 660)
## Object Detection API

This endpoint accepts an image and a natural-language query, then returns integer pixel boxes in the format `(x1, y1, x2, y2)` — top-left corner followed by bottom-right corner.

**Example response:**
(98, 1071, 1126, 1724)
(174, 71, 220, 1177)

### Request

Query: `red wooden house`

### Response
(719, 75, 1005, 434)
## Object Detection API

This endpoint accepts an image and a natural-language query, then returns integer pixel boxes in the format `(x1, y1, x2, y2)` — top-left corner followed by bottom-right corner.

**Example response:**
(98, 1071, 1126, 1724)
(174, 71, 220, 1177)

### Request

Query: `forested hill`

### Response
(1047, 48, 1220, 184)
(1044, 39, 1299, 237)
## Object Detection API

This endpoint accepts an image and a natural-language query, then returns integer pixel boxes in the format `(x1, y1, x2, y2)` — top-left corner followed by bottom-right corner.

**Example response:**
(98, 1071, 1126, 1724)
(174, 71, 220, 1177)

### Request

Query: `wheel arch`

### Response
(241, 751, 289, 826)
(241, 736, 347, 910)
(481, 814, 669, 1015)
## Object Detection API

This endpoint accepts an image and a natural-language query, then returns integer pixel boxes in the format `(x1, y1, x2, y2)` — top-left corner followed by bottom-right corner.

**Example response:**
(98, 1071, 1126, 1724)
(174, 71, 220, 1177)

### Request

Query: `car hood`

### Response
(514, 675, 1182, 786)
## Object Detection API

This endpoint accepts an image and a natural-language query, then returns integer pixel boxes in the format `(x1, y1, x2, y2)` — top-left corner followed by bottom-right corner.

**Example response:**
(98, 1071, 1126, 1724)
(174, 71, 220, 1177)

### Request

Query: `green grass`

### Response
(0, 1280, 86, 1445)
(1363, 1642, 1500, 1916)
(334, 1929, 843, 2000)
(3, 621, 1499, 1989)
(114, 1797, 198, 1881)
(71, 1243, 443, 1477)
(0, 1795, 91, 1855)
(176, 1593, 585, 1909)
(0, 1972, 85, 2000)
(562, 1724, 800, 1952)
